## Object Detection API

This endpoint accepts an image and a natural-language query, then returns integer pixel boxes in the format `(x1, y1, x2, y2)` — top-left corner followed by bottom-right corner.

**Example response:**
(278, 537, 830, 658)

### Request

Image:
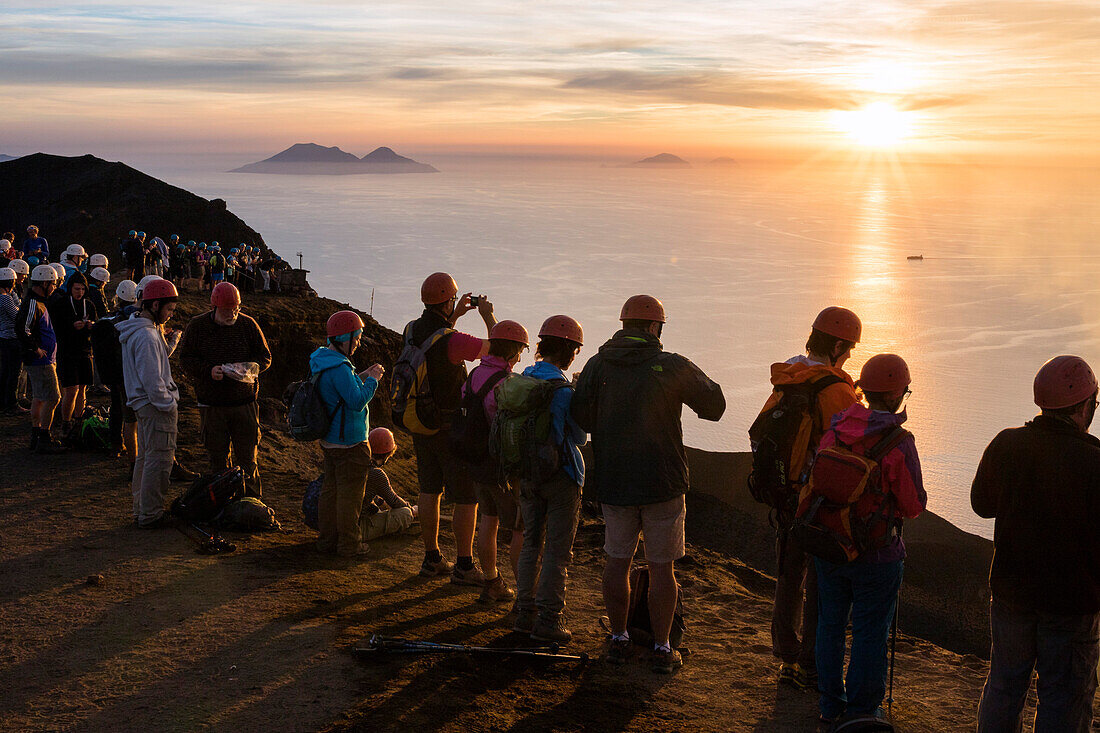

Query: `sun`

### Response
(831, 102, 915, 147)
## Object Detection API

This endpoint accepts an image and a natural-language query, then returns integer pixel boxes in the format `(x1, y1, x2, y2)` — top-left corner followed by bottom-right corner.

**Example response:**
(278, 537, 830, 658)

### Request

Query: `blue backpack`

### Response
(302, 475, 322, 529)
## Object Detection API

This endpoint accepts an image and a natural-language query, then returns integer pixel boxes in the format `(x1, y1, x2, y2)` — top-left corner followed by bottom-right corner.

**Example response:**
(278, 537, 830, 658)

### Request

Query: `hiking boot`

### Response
(170, 461, 198, 482)
(338, 543, 370, 558)
(651, 646, 683, 674)
(36, 435, 67, 454)
(419, 555, 454, 578)
(530, 615, 572, 645)
(512, 608, 538, 634)
(605, 637, 632, 665)
(450, 564, 486, 587)
(479, 574, 515, 603)
(137, 513, 177, 529)
(778, 662, 813, 690)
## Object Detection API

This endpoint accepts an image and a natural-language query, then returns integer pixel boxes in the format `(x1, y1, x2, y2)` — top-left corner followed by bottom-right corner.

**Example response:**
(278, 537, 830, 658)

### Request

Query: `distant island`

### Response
(621, 153, 692, 169)
(231, 143, 438, 175)
(709, 156, 740, 167)
(0, 154, 19, 163)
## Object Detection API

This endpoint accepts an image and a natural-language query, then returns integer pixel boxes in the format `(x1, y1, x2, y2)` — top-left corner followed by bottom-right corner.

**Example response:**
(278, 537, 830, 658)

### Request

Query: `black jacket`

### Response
(571, 329, 725, 505)
(971, 414, 1100, 614)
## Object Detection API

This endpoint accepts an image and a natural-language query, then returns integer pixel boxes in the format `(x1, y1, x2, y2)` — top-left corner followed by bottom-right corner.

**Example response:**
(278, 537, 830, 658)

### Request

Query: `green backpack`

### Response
(488, 374, 571, 483)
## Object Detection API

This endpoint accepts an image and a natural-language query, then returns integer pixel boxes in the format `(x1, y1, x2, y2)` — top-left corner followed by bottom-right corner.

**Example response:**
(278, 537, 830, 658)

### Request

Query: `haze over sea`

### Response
(142, 154, 1100, 539)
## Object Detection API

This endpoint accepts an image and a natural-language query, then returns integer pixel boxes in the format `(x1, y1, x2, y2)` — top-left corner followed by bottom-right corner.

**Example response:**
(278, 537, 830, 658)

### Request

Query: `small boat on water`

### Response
(907, 255, 924, 261)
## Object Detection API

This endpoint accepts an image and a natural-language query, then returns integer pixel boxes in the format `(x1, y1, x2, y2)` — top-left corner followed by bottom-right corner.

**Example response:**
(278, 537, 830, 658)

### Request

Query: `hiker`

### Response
(0, 267, 24, 413)
(9, 258, 29, 297)
(179, 282, 272, 496)
(123, 230, 146, 281)
(308, 309, 385, 556)
(459, 319, 529, 603)
(86, 266, 111, 317)
(59, 244, 87, 291)
(973, 355, 1100, 733)
(751, 306, 861, 690)
(403, 272, 495, 583)
(360, 427, 419, 541)
(571, 295, 725, 673)
(810, 354, 925, 729)
(48, 272, 100, 436)
(0, 239, 11, 269)
(513, 315, 588, 644)
(23, 225, 49, 262)
(117, 278, 183, 528)
(16, 265, 65, 453)
(91, 279, 138, 459)
(208, 245, 226, 286)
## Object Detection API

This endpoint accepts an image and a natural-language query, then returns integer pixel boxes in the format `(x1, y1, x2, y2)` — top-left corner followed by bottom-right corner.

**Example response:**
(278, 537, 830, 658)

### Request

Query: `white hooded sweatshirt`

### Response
(117, 313, 179, 411)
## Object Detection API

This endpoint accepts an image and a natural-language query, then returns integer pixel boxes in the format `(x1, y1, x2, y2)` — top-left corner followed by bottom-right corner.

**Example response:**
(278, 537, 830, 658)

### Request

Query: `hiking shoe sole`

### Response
(419, 558, 454, 578)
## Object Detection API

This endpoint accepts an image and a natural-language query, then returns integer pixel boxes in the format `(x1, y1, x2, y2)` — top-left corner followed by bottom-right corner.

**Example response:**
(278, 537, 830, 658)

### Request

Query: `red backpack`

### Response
(791, 426, 909, 564)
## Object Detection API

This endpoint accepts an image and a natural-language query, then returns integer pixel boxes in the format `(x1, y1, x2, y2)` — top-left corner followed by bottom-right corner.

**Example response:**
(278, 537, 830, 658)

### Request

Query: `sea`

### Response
(135, 154, 1100, 539)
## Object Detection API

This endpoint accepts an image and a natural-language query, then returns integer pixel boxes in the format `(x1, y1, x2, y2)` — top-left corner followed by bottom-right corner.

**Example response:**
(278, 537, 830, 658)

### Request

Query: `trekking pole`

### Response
(887, 585, 899, 715)
(356, 635, 589, 664)
(189, 523, 237, 554)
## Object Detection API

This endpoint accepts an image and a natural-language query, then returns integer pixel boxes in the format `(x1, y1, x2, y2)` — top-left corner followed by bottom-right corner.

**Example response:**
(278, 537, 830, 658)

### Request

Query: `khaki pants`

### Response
(200, 402, 262, 497)
(132, 404, 177, 525)
(361, 506, 416, 541)
(319, 443, 372, 556)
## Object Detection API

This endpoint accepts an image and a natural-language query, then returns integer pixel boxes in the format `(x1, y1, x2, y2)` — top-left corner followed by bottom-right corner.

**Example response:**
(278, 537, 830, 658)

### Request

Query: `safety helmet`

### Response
(9, 259, 29, 275)
(0, 267, 15, 282)
(115, 279, 138, 303)
(211, 240, 219, 247)
(177, 243, 186, 250)
(813, 306, 862, 343)
(368, 427, 397, 456)
(188, 240, 196, 247)
(136, 275, 162, 297)
(857, 354, 911, 394)
(141, 278, 178, 303)
(27, 225, 38, 233)
(31, 264, 57, 282)
(0, 239, 9, 252)
(489, 319, 529, 345)
(212, 245, 221, 252)
(199, 242, 207, 249)
(1034, 355, 1098, 410)
(88, 253, 108, 268)
(136, 231, 146, 239)
(538, 315, 583, 345)
(326, 310, 364, 341)
(211, 282, 241, 308)
(620, 294, 666, 323)
(25, 256, 39, 267)
(64, 243, 87, 259)
(169, 234, 179, 241)
(128, 230, 137, 238)
(89, 267, 111, 284)
(50, 263, 66, 280)
(231, 248, 239, 254)
(421, 272, 459, 305)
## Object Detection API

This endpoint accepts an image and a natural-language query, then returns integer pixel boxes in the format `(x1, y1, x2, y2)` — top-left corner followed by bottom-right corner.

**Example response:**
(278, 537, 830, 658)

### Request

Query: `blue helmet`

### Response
(212, 245, 221, 252)
(169, 234, 179, 241)
(211, 240, 219, 247)
(199, 242, 207, 249)
(231, 248, 239, 254)
(177, 243, 186, 249)
(136, 231, 146, 239)
(187, 240, 196, 246)
(128, 229, 137, 238)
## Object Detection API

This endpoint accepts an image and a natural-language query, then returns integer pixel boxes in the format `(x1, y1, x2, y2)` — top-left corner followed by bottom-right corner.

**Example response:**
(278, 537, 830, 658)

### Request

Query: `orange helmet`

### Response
(326, 310, 364, 340)
(211, 281, 241, 308)
(489, 319, 529, 345)
(141, 279, 178, 303)
(813, 306, 862, 343)
(368, 427, 397, 455)
(858, 354, 911, 393)
(538, 315, 583, 345)
(421, 272, 458, 305)
(1034, 355, 1098, 409)
(620, 294, 666, 323)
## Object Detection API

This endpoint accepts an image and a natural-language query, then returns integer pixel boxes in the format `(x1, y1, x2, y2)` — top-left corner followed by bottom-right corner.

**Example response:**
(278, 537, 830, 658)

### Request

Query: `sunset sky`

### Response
(5, 1, 1099, 162)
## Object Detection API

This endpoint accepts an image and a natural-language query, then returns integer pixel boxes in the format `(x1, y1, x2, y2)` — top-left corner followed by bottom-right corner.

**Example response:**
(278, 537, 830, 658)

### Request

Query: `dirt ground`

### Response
(0, 389, 1003, 732)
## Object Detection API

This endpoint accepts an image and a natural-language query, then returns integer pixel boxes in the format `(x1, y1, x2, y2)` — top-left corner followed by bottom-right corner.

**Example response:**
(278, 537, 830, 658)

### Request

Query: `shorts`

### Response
(602, 494, 686, 564)
(412, 431, 476, 504)
(475, 480, 522, 532)
(211, 273, 224, 282)
(57, 354, 93, 388)
(26, 363, 60, 403)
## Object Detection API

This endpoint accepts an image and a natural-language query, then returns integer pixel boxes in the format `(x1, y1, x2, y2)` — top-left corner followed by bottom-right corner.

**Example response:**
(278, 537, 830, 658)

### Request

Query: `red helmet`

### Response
(368, 427, 396, 455)
(538, 315, 583, 345)
(813, 306, 862, 343)
(326, 310, 364, 339)
(858, 354, 911, 393)
(421, 272, 459, 305)
(142, 279, 179, 303)
(620, 294, 666, 323)
(1034, 355, 1098, 409)
(489, 319, 529, 345)
(211, 281, 241, 308)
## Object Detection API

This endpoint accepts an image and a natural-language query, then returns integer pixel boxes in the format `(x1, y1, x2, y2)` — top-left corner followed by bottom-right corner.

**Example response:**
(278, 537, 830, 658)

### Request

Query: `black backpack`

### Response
(450, 367, 509, 483)
(90, 314, 125, 384)
(171, 467, 246, 522)
(286, 365, 344, 442)
(748, 374, 843, 521)
(66, 406, 111, 451)
(626, 564, 686, 649)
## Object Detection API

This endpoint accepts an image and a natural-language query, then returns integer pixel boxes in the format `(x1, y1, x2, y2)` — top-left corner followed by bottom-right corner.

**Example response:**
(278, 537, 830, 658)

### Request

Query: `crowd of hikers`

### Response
(2, 226, 1098, 732)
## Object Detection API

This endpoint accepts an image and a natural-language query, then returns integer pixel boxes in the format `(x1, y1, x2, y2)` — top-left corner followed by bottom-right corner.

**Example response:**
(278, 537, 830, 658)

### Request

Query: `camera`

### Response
(470, 295, 480, 306)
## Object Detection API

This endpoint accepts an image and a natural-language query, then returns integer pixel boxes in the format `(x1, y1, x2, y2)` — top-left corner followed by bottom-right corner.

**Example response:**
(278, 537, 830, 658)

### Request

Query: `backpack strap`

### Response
(866, 426, 910, 462)
(472, 368, 508, 401)
(311, 363, 347, 440)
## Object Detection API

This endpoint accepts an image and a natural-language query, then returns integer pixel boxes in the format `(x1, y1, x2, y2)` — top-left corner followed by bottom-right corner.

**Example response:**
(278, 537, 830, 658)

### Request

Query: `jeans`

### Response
(0, 337, 21, 409)
(517, 471, 582, 619)
(773, 529, 818, 672)
(977, 599, 1100, 733)
(815, 557, 903, 719)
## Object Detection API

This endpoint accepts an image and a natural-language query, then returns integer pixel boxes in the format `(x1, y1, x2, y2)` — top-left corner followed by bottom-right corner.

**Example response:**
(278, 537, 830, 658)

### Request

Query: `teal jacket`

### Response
(308, 346, 378, 446)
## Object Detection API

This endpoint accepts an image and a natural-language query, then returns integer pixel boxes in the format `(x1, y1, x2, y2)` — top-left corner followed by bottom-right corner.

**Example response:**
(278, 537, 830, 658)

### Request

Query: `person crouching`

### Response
(359, 427, 419, 541)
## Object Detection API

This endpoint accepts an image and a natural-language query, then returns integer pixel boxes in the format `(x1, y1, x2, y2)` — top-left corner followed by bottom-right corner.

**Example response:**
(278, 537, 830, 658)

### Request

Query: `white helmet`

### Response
(136, 274, 161, 297)
(65, 243, 87, 259)
(88, 253, 108, 268)
(115, 279, 138, 303)
(0, 267, 15, 282)
(31, 264, 57, 282)
(90, 267, 111, 284)
(50, 263, 66, 280)
(0, 239, 10, 252)
(9, 259, 29, 275)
